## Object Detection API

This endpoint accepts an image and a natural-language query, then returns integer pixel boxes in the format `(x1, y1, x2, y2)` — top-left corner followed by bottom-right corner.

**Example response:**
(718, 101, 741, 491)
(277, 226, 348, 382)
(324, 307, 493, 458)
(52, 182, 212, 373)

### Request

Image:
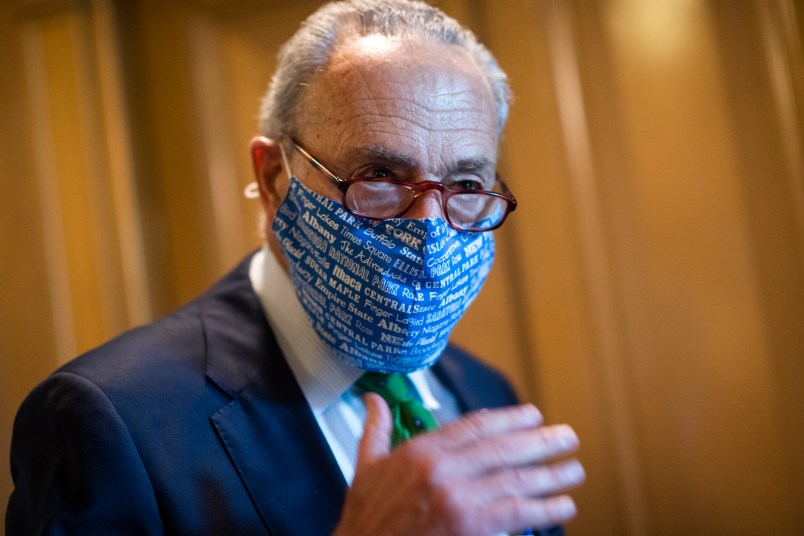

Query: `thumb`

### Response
(357, 392, 392, 466)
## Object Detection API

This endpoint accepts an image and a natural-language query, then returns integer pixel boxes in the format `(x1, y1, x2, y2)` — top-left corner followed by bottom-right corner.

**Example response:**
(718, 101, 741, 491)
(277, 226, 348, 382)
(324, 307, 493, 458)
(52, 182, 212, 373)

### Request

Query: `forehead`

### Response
(295, 35, 499, 166)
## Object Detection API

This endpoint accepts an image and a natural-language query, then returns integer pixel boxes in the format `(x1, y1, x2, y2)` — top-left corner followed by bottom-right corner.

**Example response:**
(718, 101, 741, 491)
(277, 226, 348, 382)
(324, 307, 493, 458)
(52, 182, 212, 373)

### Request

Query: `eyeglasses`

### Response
(287, 138, 517, 232)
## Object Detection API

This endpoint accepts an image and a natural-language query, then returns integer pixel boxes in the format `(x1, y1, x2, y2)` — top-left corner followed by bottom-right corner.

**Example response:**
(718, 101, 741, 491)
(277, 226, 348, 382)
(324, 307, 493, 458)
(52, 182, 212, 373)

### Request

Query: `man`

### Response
(7, 1, 583, 534)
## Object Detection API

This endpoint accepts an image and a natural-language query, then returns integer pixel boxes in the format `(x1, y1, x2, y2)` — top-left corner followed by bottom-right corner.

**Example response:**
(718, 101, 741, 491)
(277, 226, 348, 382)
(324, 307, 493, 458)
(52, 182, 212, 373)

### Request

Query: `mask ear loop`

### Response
(243, 140, 294, 199)
(279, 141, 293, 180)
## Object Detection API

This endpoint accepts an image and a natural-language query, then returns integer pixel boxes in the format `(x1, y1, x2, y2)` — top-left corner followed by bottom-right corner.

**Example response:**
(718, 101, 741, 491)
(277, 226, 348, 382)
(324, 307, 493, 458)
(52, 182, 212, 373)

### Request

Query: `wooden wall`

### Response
(1, 1, 802, 534)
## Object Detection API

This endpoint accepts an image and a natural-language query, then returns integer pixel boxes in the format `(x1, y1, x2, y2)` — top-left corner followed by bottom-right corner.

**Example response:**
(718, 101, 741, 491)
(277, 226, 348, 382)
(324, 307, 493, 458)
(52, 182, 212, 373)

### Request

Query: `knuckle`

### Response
(492, 468, 528, 498)
(490, 436, 520, 464)
(407, 449, 446, 486)
(509, 498, 533, 524)
(510, 466, 533, 492)
(420, 456, 442, 483)
(433, 486, 471, 532)
(435, 485, 460, 512)
(461, 411, 489, 437)
(533, 466, 561, 494)
(533, 429, 558, 457)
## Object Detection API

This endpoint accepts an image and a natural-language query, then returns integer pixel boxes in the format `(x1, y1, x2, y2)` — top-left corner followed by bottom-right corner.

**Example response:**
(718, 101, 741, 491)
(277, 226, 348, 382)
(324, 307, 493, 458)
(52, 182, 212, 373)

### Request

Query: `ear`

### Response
(249, 136, 289, 221)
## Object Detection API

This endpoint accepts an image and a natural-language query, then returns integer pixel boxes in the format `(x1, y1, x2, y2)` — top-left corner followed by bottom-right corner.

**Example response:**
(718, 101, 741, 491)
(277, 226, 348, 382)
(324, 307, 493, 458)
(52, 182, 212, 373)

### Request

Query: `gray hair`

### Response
(258, 0, 511, 139)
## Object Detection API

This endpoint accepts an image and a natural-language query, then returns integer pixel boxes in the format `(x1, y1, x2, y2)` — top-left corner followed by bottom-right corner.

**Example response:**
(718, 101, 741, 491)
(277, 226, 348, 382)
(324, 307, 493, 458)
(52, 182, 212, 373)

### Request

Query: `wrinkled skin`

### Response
(335, 394, 583, 535)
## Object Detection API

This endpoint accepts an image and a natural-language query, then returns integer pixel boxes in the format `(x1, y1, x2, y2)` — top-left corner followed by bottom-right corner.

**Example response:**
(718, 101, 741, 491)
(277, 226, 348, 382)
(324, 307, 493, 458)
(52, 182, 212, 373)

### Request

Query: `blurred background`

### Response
(1, 0, 802, 534)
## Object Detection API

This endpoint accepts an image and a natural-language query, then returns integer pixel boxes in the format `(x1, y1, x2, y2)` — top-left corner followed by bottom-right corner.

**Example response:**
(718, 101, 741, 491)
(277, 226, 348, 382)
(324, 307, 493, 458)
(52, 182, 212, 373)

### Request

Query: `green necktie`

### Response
(357, 372, 439, 448)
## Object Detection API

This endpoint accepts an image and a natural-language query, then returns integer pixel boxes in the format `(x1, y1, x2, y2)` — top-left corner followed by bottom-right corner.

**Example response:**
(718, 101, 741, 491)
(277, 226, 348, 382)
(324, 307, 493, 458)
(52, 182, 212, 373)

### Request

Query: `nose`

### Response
(403, 189, 444, 220)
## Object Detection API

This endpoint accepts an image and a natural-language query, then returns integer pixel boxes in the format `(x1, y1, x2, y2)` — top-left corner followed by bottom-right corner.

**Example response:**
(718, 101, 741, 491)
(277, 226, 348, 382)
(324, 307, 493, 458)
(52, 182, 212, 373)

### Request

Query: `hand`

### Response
(333, 394, 584, 536)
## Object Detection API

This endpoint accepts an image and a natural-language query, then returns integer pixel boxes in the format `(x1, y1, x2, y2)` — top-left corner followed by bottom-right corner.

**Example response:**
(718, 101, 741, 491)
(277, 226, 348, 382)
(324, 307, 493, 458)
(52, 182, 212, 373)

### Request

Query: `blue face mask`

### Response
(273, 177, 495, 373)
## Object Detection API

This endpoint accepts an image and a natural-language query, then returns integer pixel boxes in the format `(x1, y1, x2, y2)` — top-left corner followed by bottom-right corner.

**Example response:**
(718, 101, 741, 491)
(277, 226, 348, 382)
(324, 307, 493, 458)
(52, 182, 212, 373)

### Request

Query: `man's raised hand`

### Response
(334, 393, 584, 536)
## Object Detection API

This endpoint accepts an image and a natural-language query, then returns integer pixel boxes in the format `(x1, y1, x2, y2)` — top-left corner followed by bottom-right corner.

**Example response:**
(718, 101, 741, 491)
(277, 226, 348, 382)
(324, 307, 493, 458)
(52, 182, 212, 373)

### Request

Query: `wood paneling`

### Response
(0, 2, 58, 519)
(1, 1, 802, 534)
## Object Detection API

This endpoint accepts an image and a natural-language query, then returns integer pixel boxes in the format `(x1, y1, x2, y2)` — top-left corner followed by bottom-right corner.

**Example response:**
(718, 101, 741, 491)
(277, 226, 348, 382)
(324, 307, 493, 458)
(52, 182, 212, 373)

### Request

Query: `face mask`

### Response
(273, 176, 495, 373)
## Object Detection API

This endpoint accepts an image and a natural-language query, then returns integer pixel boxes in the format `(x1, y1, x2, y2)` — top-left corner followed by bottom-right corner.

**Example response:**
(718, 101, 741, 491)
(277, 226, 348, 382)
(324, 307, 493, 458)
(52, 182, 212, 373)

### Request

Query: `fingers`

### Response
(430, 404, 544, 450)
(486, 495, 578, 535)
(443, 424, 579, 478)
(356, 393, 393, 466)
(417, 410, 581, 534)
(473, 458, 585, 503)
(345, 400, 583, 536)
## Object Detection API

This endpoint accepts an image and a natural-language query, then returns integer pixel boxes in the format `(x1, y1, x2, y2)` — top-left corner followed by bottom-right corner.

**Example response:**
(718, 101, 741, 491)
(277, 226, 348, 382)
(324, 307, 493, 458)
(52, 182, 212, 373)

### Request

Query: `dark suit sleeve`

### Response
(6, 372, 163, 535)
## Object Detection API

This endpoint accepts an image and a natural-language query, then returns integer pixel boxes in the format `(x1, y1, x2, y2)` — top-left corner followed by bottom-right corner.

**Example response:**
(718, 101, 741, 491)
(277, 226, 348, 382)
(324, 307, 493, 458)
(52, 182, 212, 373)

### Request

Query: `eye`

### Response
(353, 165, 397, 180)
(450, 178, 486, 191)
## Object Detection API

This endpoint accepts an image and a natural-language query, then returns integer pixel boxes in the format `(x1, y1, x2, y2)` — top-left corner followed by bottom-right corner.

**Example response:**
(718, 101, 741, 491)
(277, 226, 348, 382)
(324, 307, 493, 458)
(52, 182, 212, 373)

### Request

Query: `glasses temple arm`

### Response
(288, 138, 344, 186)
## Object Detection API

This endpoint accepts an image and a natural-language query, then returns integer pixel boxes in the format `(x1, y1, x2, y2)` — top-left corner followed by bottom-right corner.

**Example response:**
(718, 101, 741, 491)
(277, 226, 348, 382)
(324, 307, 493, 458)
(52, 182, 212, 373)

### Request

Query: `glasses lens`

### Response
(446, 193, 507, 231)
(345, 180, 414, 219)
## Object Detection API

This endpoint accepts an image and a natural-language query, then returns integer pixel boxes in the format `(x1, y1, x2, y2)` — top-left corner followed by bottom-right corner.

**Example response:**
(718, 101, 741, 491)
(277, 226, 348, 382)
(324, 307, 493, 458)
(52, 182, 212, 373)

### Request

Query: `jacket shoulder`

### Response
(58, 304, 206, 396)
(56, 253, 262, 398)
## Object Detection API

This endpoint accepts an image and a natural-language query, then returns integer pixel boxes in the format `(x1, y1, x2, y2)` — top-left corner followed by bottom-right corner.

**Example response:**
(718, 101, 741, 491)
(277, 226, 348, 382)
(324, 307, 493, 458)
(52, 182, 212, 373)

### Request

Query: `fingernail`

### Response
(555, 497, 576, 518)
(522, 404, 542, 423)
(564, 461, 585, 482)
(556, 426, 578, 449)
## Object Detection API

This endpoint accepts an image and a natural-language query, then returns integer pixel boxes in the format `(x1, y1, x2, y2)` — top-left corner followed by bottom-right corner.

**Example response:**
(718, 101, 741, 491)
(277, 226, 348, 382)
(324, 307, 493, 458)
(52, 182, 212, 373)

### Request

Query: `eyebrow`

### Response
(345, 145, 417, 167)
(343, 146, 494, 174)
(455, 156, 493, 172)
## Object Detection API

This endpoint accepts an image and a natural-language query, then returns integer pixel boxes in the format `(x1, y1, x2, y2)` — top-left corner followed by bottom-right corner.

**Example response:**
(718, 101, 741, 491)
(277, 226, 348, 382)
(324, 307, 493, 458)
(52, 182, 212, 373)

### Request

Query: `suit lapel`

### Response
(432, 345, 520, 412)
(209, 364, 347, 536)
(432, 352, 484, 412)
(202, 257, 347, 535)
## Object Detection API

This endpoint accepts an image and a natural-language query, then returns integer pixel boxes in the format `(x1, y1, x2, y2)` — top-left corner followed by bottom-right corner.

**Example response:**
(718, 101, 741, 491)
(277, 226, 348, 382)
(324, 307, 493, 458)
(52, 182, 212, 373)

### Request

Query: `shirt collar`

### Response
(250, 247, 362, 415)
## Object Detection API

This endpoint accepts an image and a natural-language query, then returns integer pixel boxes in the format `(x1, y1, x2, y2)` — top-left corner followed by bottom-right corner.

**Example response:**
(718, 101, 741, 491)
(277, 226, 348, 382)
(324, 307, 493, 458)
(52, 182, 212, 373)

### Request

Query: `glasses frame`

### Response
(287, 138, 517, 232)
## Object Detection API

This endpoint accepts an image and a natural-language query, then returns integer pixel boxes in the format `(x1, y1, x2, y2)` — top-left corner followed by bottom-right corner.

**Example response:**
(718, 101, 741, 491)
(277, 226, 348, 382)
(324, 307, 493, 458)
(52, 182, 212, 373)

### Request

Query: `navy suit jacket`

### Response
(7, 255, 562, 535)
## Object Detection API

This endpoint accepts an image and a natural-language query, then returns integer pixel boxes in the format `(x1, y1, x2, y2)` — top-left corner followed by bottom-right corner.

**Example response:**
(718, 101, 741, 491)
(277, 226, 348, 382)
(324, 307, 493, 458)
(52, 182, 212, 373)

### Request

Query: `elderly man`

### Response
(7, 1, 583, 535)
